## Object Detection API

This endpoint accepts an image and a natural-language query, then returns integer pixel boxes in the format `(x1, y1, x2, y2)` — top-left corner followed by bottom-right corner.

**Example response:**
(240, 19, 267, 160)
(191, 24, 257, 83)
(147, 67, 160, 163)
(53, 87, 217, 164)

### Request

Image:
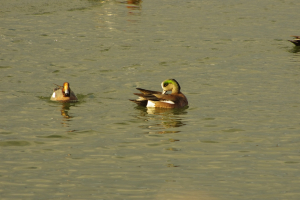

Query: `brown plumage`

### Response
(50, 82, 78, 102)
(130, 79, 188, 108)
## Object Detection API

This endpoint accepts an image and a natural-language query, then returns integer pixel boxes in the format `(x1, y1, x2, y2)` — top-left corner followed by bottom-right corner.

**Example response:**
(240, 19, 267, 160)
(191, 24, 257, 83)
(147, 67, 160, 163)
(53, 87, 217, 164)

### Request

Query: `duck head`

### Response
(161, 79, 181, 94)
(62, 82, 70, 97)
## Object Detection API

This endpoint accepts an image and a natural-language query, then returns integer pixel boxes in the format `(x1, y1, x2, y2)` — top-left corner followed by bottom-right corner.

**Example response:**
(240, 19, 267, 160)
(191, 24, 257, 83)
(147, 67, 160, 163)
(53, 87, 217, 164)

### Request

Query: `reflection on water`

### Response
(126, 0, 142, 10)
(60, 103, 73, 119)
(289, 46, 300, 53)
(38, 92, 92, 133)
(3, 0, 300, 199)
(133, 106, 188, 134)
(117, 0, 142, 16)
(57, 102, 77, 130)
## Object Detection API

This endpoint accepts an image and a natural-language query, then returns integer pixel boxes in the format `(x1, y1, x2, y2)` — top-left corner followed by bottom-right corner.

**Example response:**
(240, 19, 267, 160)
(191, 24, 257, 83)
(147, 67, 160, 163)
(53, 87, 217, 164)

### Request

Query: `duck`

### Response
(130, 79, 188, 108)
(50, 82, 78, 102)
(289, 36, 300, 46)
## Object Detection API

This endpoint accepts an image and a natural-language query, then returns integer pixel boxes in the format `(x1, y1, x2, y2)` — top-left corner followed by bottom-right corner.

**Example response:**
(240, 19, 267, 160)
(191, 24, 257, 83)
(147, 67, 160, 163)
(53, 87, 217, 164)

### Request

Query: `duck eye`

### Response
(163, 83, 168, 87)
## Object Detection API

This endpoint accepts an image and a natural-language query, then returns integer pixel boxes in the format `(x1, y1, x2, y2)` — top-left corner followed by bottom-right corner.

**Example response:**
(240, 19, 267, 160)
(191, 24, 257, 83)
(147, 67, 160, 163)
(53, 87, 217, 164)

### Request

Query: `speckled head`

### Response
(161, 79, 181, 94)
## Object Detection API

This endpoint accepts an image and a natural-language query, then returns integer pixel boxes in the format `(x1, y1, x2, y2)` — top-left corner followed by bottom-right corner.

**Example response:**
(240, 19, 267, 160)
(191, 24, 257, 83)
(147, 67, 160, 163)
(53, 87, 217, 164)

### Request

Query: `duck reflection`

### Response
(58, 102, 76, 129)
(50, 93, 89, 128)
(134, 107, 188, 134)
(126, 0, 142, 10)
(289, 46, 300, 53)
(60, 103, 73, 119)
(116, 0, 142, 10)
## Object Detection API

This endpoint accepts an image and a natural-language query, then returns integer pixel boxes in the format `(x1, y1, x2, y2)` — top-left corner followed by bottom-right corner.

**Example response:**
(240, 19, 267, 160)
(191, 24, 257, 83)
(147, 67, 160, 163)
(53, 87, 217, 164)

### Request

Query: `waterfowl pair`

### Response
(50, 79, 188, 108)
(50, 82, 78, 102)
(130, 79, 188, 108)
(289, 36, 300, 46)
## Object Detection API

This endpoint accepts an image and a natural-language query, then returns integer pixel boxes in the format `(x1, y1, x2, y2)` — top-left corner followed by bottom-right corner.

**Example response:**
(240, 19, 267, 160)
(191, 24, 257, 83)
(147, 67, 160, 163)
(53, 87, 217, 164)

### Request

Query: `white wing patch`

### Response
(147, 100, 156, 107)
(147, 100, 175, 107)
(162, 100, 175, 104)
(52, 92, 56, 98)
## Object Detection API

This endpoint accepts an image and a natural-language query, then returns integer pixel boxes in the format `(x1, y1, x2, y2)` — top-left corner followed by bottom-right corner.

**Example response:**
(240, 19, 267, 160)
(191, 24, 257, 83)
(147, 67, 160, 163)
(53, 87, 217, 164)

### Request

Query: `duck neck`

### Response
(172, 87, 180, 94)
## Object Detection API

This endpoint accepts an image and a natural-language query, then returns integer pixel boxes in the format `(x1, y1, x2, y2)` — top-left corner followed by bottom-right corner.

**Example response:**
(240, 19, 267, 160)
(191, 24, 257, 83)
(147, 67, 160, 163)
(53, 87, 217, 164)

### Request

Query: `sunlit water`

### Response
(1, 0, 300, 199)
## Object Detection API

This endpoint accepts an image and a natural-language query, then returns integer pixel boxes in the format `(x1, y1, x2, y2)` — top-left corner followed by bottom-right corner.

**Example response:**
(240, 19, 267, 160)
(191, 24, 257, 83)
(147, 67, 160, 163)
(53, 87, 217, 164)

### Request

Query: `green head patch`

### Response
(163, 79, 181, 91)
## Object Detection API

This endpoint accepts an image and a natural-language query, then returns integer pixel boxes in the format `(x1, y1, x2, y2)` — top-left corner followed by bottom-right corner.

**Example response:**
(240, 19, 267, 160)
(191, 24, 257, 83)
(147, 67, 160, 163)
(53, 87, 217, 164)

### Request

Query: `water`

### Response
(1, 0, 300, 199)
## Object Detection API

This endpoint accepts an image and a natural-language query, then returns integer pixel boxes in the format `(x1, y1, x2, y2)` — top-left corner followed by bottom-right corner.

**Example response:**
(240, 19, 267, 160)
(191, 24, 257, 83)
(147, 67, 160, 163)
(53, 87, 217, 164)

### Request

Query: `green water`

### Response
(1, 0, 300, 199)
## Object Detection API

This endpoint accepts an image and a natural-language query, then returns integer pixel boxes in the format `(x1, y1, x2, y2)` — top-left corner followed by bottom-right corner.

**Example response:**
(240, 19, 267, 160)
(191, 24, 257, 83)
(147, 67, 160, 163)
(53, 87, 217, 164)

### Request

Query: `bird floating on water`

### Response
(130, 79, 188, 108)
(289, 35, 300, 46)
(50, 82, 78, 102)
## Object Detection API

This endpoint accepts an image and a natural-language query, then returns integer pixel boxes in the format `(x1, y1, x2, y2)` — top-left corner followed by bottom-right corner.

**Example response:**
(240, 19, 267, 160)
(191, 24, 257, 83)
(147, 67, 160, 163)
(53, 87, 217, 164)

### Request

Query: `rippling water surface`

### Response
(1, 0, 300, 199)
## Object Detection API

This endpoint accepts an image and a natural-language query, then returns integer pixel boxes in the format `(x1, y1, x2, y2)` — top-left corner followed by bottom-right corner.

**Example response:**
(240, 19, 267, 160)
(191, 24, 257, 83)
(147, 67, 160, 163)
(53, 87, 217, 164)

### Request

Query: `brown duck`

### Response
(50, 82, 78, 102)
(130, 79, 188, 108)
